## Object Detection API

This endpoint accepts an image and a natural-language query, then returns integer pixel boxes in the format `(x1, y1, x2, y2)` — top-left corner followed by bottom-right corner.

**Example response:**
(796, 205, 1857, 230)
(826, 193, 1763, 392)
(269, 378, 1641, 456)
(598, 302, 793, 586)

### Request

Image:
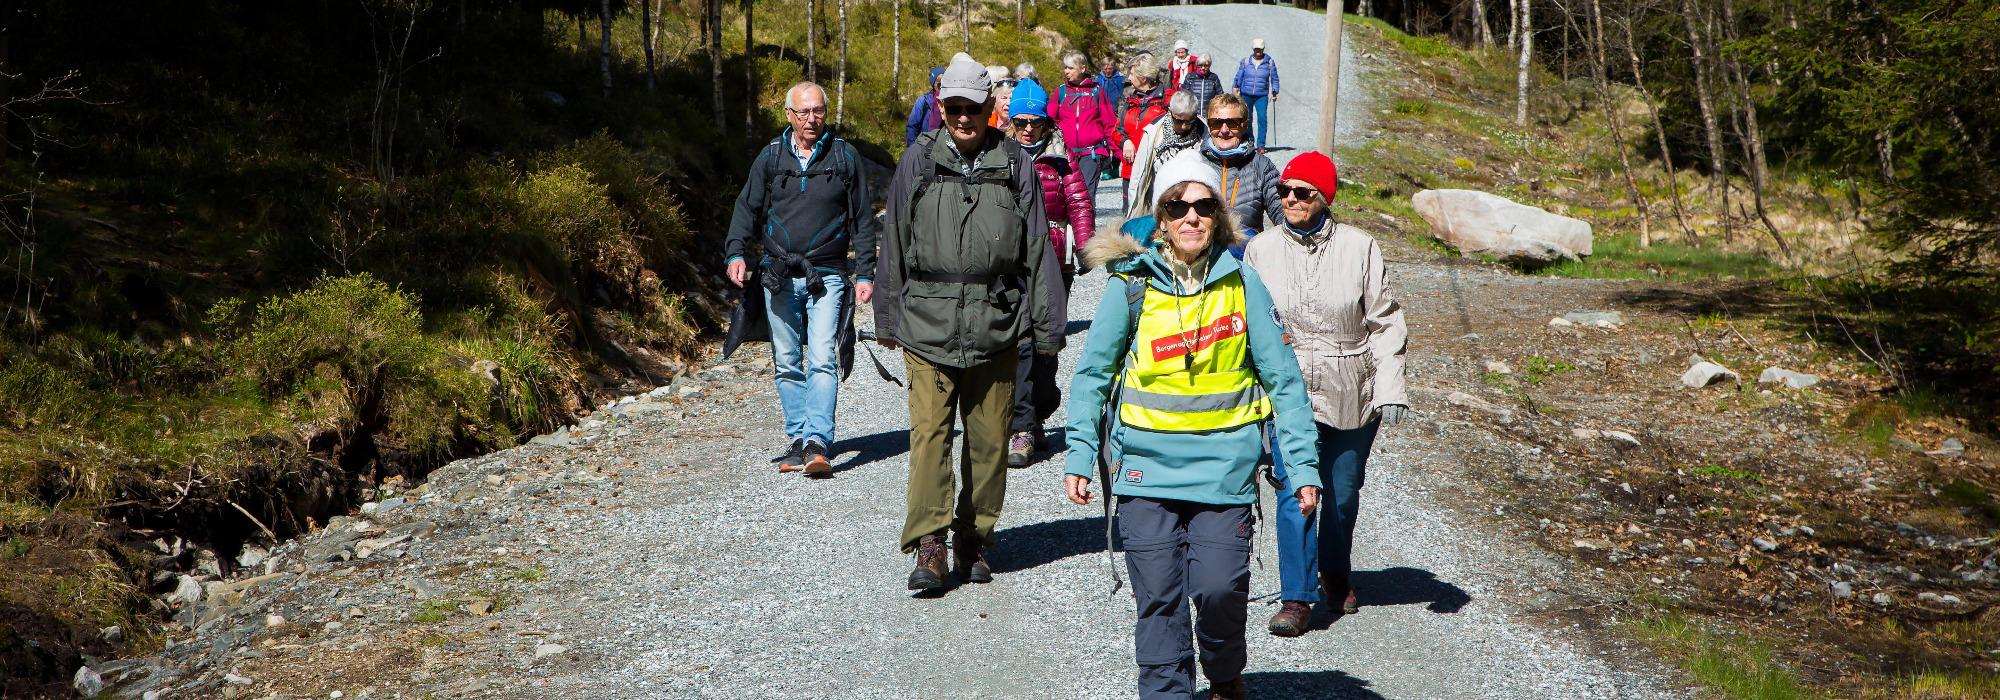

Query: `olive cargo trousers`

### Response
(899, 350, 1020, 553)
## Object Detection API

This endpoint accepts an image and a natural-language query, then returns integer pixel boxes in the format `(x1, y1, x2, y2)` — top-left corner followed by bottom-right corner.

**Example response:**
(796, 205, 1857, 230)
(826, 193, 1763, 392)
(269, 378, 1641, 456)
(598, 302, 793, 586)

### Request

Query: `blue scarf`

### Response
(1022, 138, 1050, 158)
(1284, 213, 1329, 239)
(1201, 137, 1253, 162)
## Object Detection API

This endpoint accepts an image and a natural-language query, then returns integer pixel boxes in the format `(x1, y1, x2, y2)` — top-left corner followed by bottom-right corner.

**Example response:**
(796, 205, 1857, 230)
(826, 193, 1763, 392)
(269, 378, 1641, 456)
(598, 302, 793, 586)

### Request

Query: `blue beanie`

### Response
(928, 66, 947, 89)
(1009, 79, 1050, 119)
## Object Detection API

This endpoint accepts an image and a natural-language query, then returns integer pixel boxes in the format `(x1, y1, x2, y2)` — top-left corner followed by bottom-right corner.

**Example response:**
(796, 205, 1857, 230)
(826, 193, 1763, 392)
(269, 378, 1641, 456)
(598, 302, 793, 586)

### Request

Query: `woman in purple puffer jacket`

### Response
(1003, 78, 1095, 467)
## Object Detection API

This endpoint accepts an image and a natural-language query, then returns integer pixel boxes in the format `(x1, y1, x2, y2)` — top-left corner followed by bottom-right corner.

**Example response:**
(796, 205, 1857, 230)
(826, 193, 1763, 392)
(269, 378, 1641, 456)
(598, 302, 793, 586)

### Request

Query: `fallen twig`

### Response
(229, 500, 279, 542)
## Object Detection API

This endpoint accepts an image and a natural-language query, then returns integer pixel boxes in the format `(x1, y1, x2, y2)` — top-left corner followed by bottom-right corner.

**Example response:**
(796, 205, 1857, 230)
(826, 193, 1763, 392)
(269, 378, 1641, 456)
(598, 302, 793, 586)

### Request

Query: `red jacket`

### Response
(1032, 134, 1096, 271)
(1053, 77, 1117, 158)
(1117, 86, 1168, 179)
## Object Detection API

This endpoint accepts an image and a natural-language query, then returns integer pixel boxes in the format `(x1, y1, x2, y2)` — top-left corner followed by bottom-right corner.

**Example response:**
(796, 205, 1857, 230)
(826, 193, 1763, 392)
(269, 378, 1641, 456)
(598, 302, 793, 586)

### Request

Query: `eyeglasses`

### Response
(943, 103, 988, 117)
(1276, 184, 1319, 201)
(1209, 117, 1247, 130)
(1011, 117, 1046, 129)
(1170, 117, 1197, 129)
(786, 107, 828, 118)
(1161, 197, 1221, 220)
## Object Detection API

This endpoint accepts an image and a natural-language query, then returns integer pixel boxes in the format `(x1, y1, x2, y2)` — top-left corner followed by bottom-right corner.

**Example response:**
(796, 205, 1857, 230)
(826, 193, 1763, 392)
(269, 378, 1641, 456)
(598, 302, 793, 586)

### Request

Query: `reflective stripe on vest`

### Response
(1118, 271, 1271, 433)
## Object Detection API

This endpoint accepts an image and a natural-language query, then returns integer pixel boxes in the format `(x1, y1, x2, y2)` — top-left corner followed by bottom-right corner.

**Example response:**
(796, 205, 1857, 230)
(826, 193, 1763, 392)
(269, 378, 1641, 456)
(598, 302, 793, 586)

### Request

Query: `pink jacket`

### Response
(1052, 77, 1117, 157)
(1032, 133, 1096, 270)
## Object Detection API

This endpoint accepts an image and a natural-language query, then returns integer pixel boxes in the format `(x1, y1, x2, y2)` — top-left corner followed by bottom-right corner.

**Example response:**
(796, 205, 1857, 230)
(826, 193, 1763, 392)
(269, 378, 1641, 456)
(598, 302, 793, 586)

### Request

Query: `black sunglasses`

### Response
(1276, 184, 1319, 201)
(944, 103, 988, 117)
(1161, 197, 1221, 220)
(1011, 117, 1045, 129)
(1209, 117, 1247, 130)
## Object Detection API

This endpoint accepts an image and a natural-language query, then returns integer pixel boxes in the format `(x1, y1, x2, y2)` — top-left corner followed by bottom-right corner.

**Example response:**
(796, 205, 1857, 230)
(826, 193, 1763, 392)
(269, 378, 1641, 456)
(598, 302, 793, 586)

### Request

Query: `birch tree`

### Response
(745, 0, 756, 133)
(598, 0, 613, 95)
(641, 0, 657, 91)
(808, 0, 818, 82)
(708, 0, 725, 127)
(1679, 0, 1727, 231)
(1587, 0, 1650, 247)
(893, 0, 903, 99)
(1516, 0, 1532, 126)
(1622, 15, 1693, 239)
(1473, 0, 1493, 47)
(837, 0, 849, 125)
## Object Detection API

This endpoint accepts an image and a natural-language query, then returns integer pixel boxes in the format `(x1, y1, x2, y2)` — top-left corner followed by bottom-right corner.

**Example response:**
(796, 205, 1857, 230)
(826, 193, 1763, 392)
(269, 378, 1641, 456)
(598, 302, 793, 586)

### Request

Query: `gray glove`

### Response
(1378, 404, 1410, 427)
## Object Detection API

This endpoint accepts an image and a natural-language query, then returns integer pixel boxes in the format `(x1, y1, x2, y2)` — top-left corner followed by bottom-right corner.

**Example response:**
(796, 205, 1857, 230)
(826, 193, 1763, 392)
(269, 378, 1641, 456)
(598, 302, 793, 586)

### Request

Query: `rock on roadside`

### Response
(1681, 361, 1740, 389)
(1412, 189, 1594, 266)
(1756, 367, 1820, 389)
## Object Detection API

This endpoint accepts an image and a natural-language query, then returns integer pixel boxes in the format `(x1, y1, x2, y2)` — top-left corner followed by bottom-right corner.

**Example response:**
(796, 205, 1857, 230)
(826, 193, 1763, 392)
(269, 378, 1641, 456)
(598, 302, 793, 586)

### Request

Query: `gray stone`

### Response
(534, 643, 569, 659)
(1936, 438, 1966, 458)
(1680, 362, 1740, 389)
(73, 665, 103, 697)
(194, 548, 223, 578)
(234, 545, 268, 570)
(471, 360, 502, 389)
(1756, 367, 1820, 389)
(1446, 391, 1512, 419)
(1485, 360, 1513, 375)
(530, 431, 575, 448)
(1753, 537, 1780, 552)
(405, 578, 443, 600)
(167, 574, 204, 608)
(1600, 430, 1641, 448)
(1873, 592, 1894, 605)
(1831, 582, 1854, 598)
(99, 625, 122, 643)
(1411, 189, 1595, 265)
(1563, 311, 1624, 327)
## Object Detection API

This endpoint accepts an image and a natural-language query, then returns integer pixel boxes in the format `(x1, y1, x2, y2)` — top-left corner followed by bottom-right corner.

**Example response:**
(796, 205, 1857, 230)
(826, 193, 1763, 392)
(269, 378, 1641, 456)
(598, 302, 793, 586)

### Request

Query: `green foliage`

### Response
(1692, 464, 1759, 482)
(412, 597, 458, 624)
(1537, 235, 1781, 281)
(1635, 615, 1819, 700)
(1520, 356, 1574, 384)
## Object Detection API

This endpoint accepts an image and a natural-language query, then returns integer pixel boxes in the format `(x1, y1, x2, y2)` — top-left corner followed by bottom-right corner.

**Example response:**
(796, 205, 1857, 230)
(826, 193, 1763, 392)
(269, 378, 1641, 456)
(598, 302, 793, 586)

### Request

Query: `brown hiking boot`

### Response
(801, 440, 833, 477)
(1209, 678, 1249, 700)
(954, 539, 993, 584)
(1324, 573, 1359, 615)
(908, 534, 949, 591)
(1266, 600, 1312, 637)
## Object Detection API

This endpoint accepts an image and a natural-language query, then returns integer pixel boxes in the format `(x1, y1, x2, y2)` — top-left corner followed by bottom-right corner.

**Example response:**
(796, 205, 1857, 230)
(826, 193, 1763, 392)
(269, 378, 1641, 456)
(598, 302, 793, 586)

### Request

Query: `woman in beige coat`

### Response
(1240, 151, 1409, 637)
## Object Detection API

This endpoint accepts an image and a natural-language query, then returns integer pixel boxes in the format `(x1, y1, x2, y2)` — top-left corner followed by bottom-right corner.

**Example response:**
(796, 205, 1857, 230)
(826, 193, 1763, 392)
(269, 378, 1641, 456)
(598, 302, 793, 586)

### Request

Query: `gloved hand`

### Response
(1378, 404, 1410, 427)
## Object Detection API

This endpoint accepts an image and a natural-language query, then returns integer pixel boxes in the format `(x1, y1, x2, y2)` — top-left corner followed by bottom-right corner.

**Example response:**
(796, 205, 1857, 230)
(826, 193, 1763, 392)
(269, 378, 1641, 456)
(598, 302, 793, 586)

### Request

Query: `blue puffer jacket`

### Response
(1063, 228, 1323, 505)
(1233, 55, 1280, 96)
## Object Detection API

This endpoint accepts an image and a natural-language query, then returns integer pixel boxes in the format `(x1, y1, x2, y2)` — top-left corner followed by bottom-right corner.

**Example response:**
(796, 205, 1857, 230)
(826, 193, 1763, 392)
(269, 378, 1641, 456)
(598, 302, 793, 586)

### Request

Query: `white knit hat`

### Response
(1151, 151, 1224, 209)
(1173, 40, 1189, 52)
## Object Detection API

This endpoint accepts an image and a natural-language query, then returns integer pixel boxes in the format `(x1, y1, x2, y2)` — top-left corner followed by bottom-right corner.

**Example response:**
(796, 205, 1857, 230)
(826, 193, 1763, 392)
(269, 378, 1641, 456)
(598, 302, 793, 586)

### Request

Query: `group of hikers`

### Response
(724, 35, 1406, 700)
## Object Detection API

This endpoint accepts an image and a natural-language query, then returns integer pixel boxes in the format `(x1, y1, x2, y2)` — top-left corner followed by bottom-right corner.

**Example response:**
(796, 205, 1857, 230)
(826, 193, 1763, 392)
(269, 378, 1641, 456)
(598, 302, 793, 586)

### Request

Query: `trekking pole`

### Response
(856, 330, 906, 386)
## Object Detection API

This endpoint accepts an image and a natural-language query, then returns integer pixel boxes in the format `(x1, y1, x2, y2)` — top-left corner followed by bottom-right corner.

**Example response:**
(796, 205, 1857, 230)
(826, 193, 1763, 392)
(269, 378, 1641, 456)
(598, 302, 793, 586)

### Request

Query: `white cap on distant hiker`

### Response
(1252, 38, 1265, 50)
(938, 56, 994, 103)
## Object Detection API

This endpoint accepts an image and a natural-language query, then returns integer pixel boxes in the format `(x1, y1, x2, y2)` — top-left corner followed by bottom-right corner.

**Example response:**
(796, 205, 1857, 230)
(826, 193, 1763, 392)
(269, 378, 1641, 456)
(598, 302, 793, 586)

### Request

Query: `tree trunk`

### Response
(893, 0, 904, 100)
(1473, 0, 1492, 47)
(1515, 0, 1531, 126)
(1319, 5, 1345, 153)
(808, 0, 818, 82)
(838, 0, 849, 125)
(1588, 0, 1650, 247)
(1507, 0, 1518, 49)
(578, 14, 587, 55)
(1623, 16, 1693, 240)
(599, 0, 614, 96)
(642, 0, 658, 91)
(1679, 0, 1727, 235)
(745, 0, 756, 134)
(709, 0, 726, 128)
(1719, 0, 1787, 260)
(961, 0, 971, 53)
(1018, 0, 1025, 30)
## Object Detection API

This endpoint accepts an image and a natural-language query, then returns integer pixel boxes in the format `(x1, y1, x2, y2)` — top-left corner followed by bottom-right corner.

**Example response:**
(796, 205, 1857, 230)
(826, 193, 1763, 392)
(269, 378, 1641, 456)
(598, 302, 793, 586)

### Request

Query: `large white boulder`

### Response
(1411, 189, 1594, 265)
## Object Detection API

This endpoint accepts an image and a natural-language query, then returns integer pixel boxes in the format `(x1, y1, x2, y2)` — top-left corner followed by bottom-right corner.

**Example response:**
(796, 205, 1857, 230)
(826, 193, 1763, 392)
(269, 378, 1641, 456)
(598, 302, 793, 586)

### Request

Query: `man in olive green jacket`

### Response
(874, 54, 1065, 592)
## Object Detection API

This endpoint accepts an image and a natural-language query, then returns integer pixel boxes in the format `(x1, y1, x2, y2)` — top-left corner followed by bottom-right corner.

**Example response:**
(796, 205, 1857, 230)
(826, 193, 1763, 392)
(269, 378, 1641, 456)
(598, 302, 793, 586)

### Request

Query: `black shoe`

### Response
(954, 539, 993, 584)
(777, 439, 805, 473)
(801, 439, 833, 477)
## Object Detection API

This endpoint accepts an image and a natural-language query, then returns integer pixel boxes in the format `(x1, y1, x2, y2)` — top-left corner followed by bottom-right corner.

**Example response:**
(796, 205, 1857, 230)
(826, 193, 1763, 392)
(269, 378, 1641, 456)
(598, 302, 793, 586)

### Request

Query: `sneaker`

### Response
(1266, 600, 1312, 637)
(908, 534, 949, 591)
(776, 439, 805, 473)
(1007, 431, 1035, 468)
(801, 440, 833, 477)
(954, 539, 993, 584)
(1209, 678, 1250, 700)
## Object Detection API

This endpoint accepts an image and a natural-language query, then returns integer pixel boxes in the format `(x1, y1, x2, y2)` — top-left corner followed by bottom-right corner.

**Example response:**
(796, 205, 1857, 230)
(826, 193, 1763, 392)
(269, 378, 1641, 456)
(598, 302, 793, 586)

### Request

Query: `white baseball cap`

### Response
(1252, 38, 1265, 50)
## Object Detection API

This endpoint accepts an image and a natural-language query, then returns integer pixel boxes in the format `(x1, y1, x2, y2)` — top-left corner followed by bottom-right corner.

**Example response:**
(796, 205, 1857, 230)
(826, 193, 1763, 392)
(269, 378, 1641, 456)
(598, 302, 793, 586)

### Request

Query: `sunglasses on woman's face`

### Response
(1011, 117, 1045, 129)
(944, 103, 988, 117)
(1162, 197, 1221, 220)
(1276, 184, 1319, 201)
(1209, 117, 1247, 130)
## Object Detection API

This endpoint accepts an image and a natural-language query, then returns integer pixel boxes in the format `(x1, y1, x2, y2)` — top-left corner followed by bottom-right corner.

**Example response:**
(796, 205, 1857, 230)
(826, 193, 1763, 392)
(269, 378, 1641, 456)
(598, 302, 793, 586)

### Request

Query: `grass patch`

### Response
(412, 598, 458, 624)
(512, 565, 547, 582)
(1538, 234, 1782, 280)
(1692, 464, 1760, 482)
(1939, 480, 2000, 524)
(1521, 356, 1574, 385)
(1635, 615, 1820, 700)
(1896, 670, 2000, 700)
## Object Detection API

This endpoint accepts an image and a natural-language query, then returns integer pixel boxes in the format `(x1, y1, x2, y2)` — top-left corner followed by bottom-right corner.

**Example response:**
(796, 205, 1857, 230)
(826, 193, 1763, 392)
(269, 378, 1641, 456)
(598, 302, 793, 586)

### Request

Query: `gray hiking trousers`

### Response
(1118, 496, 1254, 699)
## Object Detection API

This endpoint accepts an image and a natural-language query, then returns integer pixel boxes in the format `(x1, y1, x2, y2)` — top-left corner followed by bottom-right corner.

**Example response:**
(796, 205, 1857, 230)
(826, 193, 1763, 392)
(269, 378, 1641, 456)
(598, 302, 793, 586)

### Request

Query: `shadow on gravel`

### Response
(1350, 567, 1472, 613)
(833, 429, 911, 473)
(991, 516, 1110, 573)
(1237, 669, 1386, 699)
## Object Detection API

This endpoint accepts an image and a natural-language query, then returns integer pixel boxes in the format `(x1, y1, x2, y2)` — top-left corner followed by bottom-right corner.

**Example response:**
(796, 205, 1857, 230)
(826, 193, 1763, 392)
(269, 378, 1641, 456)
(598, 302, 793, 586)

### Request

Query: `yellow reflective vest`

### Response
(1118, 272, 1273, 432)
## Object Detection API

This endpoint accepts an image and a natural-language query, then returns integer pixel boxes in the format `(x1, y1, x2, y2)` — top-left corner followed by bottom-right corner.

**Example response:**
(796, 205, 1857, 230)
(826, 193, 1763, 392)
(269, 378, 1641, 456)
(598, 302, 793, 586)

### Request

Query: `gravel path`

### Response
(111, 7, 1691, 699)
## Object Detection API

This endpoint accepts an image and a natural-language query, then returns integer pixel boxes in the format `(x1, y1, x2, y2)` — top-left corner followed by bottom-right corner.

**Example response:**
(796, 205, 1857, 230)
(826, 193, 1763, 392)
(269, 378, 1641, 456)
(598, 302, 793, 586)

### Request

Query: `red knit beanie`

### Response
(1281, 151, 1339, 201)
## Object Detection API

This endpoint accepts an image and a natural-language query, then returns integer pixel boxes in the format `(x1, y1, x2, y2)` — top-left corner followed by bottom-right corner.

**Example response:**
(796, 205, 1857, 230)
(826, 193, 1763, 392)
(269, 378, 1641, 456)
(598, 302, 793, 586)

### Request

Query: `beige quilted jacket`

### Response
(1242, 220, 1409, 429)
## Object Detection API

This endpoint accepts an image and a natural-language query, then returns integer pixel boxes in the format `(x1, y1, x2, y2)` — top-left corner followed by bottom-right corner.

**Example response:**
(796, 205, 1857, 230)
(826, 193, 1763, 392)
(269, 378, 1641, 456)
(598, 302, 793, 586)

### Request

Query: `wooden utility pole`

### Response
(1515, 0, 1531, 126)
(1318, 0, 1344, 153)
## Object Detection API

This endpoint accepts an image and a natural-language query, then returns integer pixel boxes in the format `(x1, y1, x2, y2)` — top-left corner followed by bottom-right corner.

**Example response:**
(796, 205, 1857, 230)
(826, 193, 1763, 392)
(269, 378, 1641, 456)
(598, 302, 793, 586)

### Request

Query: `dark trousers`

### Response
(1010, 268, 1072, 435)
(1119, 496, 1253, 700)
(1270, 420, 1381, 602)
(1076, 153, 1108, 187)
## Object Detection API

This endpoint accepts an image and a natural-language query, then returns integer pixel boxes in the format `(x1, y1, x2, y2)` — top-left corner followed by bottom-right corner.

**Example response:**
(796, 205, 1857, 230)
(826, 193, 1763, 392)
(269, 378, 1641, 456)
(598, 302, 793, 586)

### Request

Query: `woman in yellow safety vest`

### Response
(1062, 151, 1324, 700)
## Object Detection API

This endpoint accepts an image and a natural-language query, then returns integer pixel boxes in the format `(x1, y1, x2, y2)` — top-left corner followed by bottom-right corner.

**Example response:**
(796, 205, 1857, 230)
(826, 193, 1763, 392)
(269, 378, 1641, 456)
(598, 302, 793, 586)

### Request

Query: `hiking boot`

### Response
(1324, 573, 1359, 615)
(1266, 600, 1312, 637)
(801, 440, 833, 477)
(1007, 431, 1035, 468)
(908, 534, 949, 591)
(777, 439, 806, 473)
(954, 539, 993, 584)
(1209, 678, 1249, 700)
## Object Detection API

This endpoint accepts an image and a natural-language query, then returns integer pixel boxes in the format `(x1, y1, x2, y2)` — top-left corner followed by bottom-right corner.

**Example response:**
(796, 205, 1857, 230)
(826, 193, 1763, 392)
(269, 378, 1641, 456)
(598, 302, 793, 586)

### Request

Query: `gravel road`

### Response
(113, 7, 1692, 699)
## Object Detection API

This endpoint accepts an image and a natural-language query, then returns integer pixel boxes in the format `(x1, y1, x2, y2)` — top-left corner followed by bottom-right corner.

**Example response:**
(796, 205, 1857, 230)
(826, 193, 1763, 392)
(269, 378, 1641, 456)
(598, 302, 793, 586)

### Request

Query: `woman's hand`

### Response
(1296, 485, 1320, 516)
(1065, 474, 1095, 505)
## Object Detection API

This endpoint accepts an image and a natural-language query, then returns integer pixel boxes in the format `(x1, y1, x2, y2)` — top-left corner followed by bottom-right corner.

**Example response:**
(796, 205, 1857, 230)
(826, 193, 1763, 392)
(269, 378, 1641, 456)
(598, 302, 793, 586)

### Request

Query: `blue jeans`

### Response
(1270, 419, 1380, 603)
(1243, 93, 1270, 149)
(764, 273, 845, 448)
